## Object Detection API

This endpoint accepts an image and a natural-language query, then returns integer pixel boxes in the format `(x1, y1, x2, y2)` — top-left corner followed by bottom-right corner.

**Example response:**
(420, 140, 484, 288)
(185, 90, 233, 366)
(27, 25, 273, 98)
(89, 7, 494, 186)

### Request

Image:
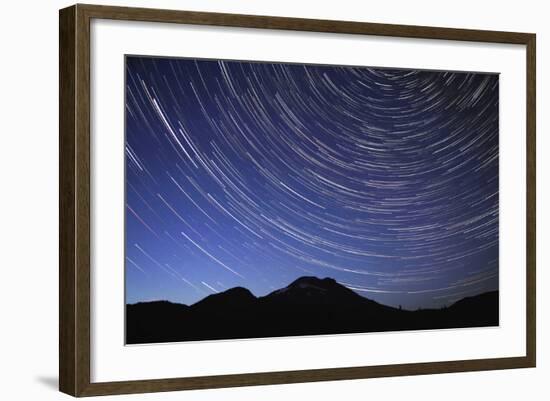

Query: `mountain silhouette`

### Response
(126, 276, 498, 344)
(193, 286, 257, 310)
(264, 276, 376, 306)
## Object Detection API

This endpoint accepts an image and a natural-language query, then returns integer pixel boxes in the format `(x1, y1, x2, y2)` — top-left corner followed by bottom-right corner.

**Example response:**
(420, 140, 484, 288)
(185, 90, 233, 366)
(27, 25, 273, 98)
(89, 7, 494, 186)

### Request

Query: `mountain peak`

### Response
(193, 286, 256, 309)
(223, 286, 255, 297)
(289, 276, 337, 287)
(262, 276, 366, 305)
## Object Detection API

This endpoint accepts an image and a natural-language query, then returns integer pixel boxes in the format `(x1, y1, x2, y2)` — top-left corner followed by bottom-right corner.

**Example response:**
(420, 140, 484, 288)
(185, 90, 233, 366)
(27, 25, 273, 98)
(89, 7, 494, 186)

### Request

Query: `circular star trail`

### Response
(125, 56, 499, 310)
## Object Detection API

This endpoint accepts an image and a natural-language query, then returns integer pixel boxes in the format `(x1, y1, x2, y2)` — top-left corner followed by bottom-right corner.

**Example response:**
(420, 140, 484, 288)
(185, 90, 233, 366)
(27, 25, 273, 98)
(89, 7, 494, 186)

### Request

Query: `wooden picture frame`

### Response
(59, 3, 536, 397)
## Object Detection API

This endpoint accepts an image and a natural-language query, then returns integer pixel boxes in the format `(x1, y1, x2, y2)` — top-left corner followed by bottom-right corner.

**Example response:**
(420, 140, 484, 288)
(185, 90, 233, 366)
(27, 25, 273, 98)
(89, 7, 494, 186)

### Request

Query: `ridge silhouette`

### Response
(126, 276, 498, 344)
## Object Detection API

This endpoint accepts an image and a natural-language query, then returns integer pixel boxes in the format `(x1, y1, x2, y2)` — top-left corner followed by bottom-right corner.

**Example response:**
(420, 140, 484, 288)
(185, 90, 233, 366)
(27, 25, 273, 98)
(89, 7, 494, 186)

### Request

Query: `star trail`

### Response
(124, 56, 499, 310)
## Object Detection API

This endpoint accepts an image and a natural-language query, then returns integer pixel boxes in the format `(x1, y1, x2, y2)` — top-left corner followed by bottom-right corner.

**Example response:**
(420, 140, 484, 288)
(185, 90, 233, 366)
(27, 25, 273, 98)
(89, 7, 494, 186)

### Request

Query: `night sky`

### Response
(124, 56, 499, 310)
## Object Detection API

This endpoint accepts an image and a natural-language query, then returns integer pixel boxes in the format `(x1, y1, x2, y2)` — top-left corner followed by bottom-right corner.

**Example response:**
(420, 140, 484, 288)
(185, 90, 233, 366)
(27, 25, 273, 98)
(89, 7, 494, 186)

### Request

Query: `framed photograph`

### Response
(59, 4, 536, 397)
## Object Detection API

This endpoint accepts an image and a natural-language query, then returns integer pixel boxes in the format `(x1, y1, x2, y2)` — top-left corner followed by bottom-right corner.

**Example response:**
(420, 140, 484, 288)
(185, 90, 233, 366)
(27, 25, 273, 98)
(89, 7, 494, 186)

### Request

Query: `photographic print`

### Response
(124, 56, 499, 345)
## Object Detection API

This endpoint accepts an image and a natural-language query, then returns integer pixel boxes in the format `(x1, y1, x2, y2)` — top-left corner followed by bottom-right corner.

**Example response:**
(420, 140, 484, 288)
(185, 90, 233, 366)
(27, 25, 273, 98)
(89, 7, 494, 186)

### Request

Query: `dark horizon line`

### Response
(127, 275, 499, 312)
